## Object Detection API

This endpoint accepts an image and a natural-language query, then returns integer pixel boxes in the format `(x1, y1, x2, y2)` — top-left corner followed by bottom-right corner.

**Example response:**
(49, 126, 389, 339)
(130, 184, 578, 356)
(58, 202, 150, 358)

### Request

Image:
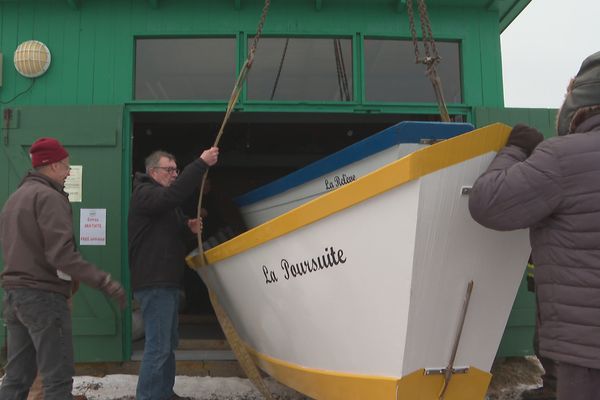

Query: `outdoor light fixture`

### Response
(13, 40, 51, 78)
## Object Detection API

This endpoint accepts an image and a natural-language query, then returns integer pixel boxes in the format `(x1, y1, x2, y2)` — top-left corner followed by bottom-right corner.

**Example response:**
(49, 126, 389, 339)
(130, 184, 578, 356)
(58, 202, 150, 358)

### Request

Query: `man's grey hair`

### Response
(145, 150, 175, 173)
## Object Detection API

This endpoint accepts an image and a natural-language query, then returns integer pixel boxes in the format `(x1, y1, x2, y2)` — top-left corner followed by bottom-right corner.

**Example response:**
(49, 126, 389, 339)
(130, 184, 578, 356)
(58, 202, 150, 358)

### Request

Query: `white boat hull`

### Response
(195, 124, 529, 399)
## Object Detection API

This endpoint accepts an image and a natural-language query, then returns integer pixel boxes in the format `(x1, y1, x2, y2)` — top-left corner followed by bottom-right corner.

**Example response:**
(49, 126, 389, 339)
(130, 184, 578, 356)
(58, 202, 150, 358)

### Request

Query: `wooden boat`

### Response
(194, 123, 530, 400)
(234, 121, 474, 229)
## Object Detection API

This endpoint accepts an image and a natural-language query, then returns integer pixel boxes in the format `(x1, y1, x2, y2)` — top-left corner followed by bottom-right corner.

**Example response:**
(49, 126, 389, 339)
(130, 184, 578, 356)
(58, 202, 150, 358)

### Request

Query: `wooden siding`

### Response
(1, 0, 506, 111)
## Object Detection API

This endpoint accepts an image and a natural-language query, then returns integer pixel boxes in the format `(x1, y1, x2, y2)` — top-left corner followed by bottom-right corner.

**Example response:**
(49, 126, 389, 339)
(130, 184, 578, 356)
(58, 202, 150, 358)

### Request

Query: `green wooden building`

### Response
(0, 0, 555, 363)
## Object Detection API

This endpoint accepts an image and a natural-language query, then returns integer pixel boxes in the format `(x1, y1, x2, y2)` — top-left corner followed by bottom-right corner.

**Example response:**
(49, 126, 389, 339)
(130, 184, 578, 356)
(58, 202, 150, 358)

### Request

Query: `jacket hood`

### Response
(557, 51, 600, 136)
(573, 112, 600, 134)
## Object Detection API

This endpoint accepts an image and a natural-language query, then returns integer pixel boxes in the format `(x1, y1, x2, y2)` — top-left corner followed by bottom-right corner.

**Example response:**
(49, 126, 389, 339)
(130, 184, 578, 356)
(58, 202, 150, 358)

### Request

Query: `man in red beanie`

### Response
(0, 137, 127, 399)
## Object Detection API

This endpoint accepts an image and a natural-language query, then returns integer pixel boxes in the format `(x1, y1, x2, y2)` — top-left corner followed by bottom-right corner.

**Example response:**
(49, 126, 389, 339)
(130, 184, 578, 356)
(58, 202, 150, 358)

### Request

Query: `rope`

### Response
(208, 290, 275, 400)
(406, 0, 450, 122)
(333, 39, 351, 101)
(337, 40, 350, 101)
(270, 38, 289, 100)
(190, 2, 275, 399)
(195, 0, 271, 266)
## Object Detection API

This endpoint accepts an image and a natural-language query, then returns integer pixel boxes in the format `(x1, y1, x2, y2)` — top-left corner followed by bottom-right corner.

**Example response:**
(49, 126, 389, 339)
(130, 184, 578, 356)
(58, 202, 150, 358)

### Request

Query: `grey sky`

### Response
(500, 0, 599, 109)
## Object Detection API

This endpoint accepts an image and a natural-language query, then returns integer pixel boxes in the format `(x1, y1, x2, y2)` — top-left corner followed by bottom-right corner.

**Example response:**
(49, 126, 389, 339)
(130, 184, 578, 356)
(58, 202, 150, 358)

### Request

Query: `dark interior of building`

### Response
(129, 111, 446, 354)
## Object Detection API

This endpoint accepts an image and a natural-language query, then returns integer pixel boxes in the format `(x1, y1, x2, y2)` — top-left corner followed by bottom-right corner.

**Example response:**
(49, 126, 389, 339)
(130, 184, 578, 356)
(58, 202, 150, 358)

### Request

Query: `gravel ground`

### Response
(487, 356, 544, 400)
(71, 357, 544, 400)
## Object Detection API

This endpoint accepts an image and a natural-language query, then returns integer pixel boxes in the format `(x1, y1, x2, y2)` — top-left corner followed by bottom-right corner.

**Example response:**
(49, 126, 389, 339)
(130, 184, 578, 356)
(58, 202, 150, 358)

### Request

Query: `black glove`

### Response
(506, 124, 544, 156)
(100, 275, 127, 309)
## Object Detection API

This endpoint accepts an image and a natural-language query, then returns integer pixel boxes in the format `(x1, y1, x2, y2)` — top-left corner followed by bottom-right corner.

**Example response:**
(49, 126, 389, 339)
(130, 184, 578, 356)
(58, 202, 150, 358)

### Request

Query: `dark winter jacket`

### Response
(469, 114, 600, 369)
(0, 172, 109, 297)
(128, 159, 208, 291)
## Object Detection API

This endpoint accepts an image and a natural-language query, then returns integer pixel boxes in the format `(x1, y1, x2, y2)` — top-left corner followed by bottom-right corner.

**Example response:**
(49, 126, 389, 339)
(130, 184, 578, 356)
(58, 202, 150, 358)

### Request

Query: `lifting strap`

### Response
(406, 0, 451, 122)
(194, 0, 270, 267)
(191, 2, 275, 400)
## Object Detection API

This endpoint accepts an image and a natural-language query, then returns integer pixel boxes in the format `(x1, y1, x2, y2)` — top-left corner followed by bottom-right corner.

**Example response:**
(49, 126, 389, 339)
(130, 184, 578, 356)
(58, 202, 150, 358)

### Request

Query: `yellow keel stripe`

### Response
(247, 346, 491, 400)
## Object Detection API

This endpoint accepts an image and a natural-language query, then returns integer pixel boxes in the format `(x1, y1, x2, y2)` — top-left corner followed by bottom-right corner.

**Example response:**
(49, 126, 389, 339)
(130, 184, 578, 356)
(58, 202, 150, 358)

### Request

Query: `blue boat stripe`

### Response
(234, 121, 474, 207)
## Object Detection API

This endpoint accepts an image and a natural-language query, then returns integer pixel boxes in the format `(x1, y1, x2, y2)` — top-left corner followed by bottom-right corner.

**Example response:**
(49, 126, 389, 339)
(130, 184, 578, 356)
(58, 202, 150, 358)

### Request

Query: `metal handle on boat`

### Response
(437, 280, 474, 400)
(424, 366, 469, 376)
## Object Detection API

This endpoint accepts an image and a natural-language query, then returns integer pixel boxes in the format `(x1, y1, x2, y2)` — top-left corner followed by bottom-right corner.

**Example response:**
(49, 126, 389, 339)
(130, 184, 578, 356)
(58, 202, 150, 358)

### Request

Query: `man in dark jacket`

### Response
(468, 51, 600, 400)
(128, 147, 218, 400)
(0, 137, 126, 399)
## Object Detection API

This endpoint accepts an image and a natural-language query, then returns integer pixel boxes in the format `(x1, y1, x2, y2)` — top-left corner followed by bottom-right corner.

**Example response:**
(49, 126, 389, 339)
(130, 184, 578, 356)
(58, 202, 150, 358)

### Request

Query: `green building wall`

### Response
(0, 0, 506, 111)
(0, 0, 541, 362)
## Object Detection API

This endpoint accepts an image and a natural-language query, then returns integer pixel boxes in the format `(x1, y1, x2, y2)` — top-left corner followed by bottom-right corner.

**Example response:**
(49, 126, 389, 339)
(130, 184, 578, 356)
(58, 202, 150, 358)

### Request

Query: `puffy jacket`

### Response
(469, 114, 600, 369)
(128, 159, 208, 291)
(0, 172, 109, 297)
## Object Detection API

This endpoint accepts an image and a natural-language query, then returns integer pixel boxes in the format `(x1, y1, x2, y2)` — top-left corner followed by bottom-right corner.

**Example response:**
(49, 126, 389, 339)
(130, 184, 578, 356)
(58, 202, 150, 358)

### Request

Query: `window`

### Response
(364, 39, 462, 103)
(135, 38, 236, 100)
(247, 37, 353, 102)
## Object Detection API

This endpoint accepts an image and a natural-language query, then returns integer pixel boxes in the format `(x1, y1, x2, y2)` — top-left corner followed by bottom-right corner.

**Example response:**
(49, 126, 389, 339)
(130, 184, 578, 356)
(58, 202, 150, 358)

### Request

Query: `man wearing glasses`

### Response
(128, 147, 218, 400)
(0, 137, 126, 399)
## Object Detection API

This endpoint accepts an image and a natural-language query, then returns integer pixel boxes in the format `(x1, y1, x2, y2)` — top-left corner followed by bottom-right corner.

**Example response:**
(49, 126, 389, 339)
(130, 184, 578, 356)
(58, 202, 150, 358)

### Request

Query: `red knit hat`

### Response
(29, 137, 69, 168)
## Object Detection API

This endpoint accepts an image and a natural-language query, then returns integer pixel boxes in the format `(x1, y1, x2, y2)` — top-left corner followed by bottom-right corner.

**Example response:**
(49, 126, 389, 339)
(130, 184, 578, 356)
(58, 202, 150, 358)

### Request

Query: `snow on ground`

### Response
(73, 375, 307, 400)
(71, 357, 544, 400)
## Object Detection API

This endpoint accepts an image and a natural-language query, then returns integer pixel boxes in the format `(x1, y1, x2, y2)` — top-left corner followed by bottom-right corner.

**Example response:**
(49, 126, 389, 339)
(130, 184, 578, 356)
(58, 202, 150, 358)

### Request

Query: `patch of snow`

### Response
(73, 375, 308, 400)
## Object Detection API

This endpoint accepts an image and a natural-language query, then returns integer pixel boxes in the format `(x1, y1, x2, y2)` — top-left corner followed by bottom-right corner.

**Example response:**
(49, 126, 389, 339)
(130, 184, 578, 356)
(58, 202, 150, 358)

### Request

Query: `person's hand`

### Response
(100, 276, 126, 309)
(506, 124, 544, 156)
(187, 218, 202, 234)
(200, 147, 219, 166)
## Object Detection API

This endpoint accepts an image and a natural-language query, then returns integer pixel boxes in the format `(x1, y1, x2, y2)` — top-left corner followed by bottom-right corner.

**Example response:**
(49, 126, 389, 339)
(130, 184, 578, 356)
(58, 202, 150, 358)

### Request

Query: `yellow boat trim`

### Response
(205, 123, 510, 264)
(247, 345, 491, 400)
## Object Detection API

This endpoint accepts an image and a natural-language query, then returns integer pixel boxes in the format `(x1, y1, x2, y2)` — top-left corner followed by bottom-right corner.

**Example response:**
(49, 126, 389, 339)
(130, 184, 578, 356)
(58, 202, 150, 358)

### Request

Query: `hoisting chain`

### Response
(191, 2, 275, 400)
(406, 0, 450, 122)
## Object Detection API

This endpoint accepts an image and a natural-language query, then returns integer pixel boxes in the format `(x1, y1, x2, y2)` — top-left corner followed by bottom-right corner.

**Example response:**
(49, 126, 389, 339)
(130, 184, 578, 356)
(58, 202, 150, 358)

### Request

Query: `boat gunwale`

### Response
(205, 122, 511, 264)
(233, 121, 474, 207)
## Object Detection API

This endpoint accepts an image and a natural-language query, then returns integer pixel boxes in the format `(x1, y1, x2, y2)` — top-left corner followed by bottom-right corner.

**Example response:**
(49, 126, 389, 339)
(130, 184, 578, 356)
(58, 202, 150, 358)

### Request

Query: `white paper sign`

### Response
(64, 165, 83, 203)
(80, 208, 106, 246)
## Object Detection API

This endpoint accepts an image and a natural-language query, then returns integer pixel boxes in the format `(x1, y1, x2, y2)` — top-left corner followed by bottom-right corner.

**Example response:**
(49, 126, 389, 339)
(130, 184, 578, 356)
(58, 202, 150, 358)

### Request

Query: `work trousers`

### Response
(557, 362, 600, 400)
(0, 288, 74, 400)
(26, 297, 74, 400)
(534, 305, 557, 390)
(134, 287, 180, 400)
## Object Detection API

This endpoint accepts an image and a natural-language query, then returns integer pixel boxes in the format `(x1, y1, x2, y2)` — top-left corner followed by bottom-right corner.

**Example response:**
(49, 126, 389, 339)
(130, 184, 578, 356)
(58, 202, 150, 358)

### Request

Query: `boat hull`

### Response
(197, 124, 529, 399)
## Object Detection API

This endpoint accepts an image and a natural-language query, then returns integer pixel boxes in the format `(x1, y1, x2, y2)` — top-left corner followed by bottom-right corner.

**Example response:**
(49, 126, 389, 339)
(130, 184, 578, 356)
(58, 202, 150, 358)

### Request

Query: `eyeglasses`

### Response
(59, 160, 71, 171)
(153, 166, 179, 175)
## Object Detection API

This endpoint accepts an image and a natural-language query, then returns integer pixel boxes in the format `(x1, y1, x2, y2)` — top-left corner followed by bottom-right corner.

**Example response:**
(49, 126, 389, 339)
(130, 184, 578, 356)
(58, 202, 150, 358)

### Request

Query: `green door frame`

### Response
(120, 101, 475, 360)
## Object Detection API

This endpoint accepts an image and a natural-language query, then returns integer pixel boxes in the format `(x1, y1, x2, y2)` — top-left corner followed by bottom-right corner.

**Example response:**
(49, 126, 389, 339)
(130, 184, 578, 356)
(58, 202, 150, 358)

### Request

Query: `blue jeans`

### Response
(134, 287, 180, 400)
(0, 288, 74, 400)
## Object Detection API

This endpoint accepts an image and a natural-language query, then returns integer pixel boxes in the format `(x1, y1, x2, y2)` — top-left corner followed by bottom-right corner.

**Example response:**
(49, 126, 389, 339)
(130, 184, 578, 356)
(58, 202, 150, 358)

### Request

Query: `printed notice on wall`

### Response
(80, 208, 106, 246)
(65, 165, 83, 202)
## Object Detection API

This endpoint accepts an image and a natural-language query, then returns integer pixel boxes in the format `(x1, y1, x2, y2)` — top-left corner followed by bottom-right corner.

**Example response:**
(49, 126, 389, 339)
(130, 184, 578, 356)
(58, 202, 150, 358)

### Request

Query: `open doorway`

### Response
(129, 111, 442, 358)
